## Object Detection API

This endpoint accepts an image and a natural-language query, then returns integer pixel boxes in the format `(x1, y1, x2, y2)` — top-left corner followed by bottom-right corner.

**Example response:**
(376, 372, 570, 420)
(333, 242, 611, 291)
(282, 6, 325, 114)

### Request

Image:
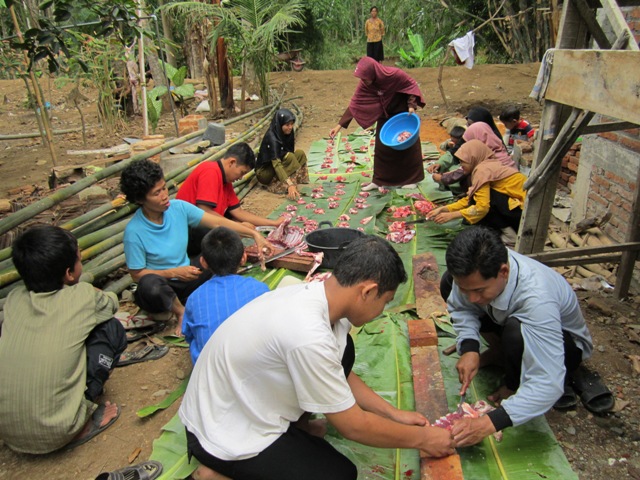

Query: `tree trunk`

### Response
(217, 37, 234, 114)
(158, 0, 177, 67)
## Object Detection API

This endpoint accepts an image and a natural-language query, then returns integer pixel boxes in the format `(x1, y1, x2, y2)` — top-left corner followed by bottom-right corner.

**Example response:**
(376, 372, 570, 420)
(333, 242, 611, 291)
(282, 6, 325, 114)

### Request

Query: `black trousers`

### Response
(440, 270, 583, 390)
(186, 335, 358, 480)
(85, 318, 127, 401)
(134, 257, 212, 313)
(366, 41, 384, 62)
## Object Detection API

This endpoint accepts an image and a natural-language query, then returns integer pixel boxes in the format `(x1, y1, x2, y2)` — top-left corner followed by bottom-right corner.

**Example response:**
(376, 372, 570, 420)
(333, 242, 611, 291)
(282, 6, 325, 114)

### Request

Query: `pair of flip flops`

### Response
(126, 322, 166, 343)
(66, 403, 120, 450)
(95, 460, 163, 480)
(554, 367, 615, 414)
(117, 342, 169, 367)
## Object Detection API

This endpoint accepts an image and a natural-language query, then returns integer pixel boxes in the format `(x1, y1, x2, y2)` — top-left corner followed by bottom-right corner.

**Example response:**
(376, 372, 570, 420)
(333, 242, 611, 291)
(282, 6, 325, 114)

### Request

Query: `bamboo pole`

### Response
(0, 99, 293, 296)
(79, 254, 126, 284)
(104, 273, 134, 294)
(0, 127, 83, 140)
(137, 0, 149, 136)
(0, 129, 203, 237)
(8, 5, 58, 168)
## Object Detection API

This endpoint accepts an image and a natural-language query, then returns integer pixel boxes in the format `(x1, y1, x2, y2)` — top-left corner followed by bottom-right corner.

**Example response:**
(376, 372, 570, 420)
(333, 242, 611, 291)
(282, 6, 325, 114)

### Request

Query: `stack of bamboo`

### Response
(0, 100, 302, 323)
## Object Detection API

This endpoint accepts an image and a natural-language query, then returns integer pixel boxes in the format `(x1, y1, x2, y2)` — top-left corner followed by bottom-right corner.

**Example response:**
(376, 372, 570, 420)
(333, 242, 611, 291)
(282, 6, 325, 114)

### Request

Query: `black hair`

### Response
(499, 106, 521, 123)
(12, 225, 79, 293)
(333, 235, 407, 295)
(200, 227, 245, 276)
(445, 226, 508, 279)
(370, 6, 378, 12)
(449, 126, 466, 140)
(466, 106, 506, 147)
(225, 142, 256, 170)
(120, 159, 165, 204)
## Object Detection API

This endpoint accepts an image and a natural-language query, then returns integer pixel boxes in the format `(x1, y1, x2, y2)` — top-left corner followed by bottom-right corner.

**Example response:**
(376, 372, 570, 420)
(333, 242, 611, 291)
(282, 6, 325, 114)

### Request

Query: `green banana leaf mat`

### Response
(149, 134, 576, 479)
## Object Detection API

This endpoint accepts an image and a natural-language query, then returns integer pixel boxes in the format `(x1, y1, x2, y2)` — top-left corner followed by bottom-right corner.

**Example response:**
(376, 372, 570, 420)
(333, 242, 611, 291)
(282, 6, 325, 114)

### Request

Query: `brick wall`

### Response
(576, 128, 639, 243)
(559, 142, 580, 189)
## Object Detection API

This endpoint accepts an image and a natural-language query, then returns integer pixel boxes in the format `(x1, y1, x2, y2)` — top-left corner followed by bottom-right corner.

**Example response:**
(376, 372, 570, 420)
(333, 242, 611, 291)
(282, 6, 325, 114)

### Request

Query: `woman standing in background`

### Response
(365, 6, 385, 62)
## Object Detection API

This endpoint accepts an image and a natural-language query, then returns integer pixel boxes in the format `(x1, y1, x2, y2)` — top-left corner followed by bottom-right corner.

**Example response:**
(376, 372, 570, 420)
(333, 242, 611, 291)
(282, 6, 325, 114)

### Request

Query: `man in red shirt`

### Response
(177, 142, 285, 228)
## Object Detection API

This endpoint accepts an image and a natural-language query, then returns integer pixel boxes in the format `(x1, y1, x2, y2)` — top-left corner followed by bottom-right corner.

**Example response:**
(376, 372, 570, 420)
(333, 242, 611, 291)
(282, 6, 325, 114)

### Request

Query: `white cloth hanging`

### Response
(448, 31, 475, 69)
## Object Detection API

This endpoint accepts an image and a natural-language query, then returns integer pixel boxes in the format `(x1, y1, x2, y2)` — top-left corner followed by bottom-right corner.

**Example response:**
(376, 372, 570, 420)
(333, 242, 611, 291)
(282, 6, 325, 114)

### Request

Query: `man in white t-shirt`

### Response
(179, 235, 456, 480)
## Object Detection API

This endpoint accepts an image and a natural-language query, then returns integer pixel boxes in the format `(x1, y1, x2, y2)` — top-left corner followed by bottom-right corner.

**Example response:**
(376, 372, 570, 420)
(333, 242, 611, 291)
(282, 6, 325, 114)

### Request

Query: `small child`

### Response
(0, 225, 126, 454)
(499, 106, 535, 153)
(428, 126, 467, 194)
(182, 227, 269, 364)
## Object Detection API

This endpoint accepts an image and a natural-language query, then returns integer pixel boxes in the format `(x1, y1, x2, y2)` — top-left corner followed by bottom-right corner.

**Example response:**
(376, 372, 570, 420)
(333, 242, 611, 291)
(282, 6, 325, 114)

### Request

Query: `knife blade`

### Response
(456, 392, 467, 414)
(237, 245, 299, 274)
(405, 218, 429, 224)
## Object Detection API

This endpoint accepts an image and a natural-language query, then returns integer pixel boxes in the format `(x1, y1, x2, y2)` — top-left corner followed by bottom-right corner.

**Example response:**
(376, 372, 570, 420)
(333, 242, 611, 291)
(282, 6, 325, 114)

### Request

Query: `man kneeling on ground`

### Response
(441, 226, 612, 448)
(179, 235, 456, 480)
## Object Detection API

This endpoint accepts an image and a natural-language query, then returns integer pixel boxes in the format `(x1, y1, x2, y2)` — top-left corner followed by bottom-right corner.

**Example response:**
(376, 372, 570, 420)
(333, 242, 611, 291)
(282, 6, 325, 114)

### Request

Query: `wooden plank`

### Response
(245, 251, 315, 273)
(600, 0, 640, 50)
(412, 253, 447, 320)
(408, 319, 438, 348)
(581, 121, 638, 135)
(410, 345, 464, 480)
(527, 241, 640, 261)
(615, 164, 640, 298)
(545, 50, 640, 125)
(571, 0, 611, 48)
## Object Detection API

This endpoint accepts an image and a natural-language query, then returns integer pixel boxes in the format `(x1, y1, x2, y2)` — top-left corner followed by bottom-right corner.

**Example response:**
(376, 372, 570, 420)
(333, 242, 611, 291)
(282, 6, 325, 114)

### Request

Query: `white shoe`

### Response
(398, 183, 417, 189)
(361, 182, 379, 192)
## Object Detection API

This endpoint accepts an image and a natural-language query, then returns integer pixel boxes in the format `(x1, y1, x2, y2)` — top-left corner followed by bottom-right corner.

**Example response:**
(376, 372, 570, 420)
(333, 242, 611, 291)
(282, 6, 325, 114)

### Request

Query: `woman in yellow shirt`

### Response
(365, 6, 385, 62)
(427, 140, 526, 240)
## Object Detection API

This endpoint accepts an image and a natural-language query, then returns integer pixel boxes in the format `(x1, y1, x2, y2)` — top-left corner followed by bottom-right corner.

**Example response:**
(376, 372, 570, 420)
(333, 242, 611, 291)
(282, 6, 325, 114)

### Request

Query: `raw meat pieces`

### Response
(433, 401, 503, 442)
(397, 130, 412, 142)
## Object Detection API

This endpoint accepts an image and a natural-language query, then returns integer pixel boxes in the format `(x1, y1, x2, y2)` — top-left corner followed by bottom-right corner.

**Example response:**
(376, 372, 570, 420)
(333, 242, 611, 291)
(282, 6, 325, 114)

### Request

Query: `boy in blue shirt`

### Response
(182, 227, 269, 364)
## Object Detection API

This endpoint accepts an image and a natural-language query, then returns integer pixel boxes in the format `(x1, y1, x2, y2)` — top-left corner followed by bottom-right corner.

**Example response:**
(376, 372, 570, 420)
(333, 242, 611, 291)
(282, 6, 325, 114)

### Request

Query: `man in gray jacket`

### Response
(440, 226, 612, 447)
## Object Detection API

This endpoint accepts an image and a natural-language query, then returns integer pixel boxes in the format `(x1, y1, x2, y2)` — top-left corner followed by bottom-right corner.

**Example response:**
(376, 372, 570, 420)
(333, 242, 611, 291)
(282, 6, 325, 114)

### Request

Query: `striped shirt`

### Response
(0, 283, 118, 453)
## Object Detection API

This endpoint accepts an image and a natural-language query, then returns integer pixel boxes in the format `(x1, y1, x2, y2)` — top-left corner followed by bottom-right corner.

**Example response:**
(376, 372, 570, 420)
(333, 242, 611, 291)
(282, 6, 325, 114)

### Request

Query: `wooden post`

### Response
(614, 166, 640, 299)
(516, 0, 590, 254)
(137, 0, 149, 136)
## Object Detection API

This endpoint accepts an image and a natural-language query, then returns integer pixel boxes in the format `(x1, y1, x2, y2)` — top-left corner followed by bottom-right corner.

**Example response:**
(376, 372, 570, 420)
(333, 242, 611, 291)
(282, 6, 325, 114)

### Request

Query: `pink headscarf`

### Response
(348, 57, 425, 129)
(463, 122, 515, 168)
(457, 140, 519, 199)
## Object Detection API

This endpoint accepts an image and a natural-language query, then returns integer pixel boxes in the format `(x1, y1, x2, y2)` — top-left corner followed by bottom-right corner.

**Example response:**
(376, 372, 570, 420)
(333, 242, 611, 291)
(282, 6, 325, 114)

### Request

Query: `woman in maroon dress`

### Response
(330, 57, 426, 190)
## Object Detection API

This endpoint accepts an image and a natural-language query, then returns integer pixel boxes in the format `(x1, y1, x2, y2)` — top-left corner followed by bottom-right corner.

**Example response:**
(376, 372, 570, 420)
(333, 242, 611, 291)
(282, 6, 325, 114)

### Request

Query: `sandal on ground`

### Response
(95, 460, 163, 480)
(116, 342, 169, 367)
(553, 383, 578, 410)
(572, 366, 615, 414)
(126, 322, 166, 343)
(116, 311, 156, 330)
(66, 403, 120, 450)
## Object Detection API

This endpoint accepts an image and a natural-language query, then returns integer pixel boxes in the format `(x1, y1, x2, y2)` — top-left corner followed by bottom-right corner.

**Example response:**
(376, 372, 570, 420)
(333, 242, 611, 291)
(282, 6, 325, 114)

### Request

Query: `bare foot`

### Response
(488, 386, 515, 405)
(71, 401, 119, 443)
(192, 465, 232, 480)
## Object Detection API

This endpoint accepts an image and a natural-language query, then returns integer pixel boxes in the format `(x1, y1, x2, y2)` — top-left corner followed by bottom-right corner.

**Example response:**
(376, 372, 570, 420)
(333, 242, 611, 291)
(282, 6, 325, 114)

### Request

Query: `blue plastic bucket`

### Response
(379, 112, 421, 150)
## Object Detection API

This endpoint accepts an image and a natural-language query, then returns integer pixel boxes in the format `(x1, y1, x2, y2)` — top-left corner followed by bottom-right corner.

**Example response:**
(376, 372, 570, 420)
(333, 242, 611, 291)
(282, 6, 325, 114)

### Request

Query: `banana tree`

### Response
(168, 0, 305, 108)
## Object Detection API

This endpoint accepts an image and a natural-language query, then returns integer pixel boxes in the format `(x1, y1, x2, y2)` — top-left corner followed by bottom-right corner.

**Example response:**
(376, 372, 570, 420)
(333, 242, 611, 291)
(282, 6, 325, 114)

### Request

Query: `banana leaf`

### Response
(150, 413, 198, 480)
(438, 337, 578, 479)
(158, 335, 189, 348)
(325, 312, 421, 480)
(137, 376, 190, 418)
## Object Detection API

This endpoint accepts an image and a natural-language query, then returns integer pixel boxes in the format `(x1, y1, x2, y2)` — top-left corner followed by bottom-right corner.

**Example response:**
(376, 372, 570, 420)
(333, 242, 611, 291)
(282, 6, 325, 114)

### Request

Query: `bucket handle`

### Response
(318, 221, 333, 229)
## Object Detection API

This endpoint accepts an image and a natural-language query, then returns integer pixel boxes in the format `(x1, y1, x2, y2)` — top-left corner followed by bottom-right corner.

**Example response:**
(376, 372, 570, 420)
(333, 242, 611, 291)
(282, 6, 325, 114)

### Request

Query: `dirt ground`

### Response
(0, 63, 639, 479)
